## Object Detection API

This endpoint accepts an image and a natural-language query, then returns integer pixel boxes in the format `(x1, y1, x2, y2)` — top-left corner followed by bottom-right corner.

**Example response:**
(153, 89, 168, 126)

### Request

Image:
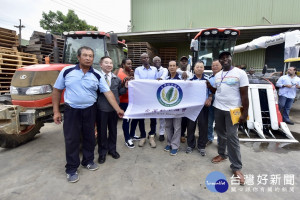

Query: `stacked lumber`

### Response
(0, 47, 38, 94)
(159, 47, 177, 68)
(0, 27, 19, 49)
(25, 31, 64, 64)
(127, 42, 157, 69)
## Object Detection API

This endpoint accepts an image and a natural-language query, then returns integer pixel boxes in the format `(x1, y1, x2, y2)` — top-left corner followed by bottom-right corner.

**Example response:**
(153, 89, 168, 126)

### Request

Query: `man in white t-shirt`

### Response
(207, 51, 249, 186)
(153, 56, 168, 141)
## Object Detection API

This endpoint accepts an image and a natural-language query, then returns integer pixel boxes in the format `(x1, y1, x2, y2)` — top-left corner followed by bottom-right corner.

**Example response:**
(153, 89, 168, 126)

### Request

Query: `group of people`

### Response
(53, 46, 251, 185)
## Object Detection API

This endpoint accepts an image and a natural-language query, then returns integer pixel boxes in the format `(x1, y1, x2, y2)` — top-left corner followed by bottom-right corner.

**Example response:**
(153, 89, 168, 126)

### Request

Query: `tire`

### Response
(0, 121, 44, 148)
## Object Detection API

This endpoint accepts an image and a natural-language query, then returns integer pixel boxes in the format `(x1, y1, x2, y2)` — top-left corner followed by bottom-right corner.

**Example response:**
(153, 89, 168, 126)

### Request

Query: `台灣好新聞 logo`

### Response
(157, 83, 183, 107)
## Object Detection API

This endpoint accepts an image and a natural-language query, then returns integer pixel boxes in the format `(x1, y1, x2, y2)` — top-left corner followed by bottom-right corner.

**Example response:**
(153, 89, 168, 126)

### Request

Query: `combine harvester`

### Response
(190, 28, 298, 143)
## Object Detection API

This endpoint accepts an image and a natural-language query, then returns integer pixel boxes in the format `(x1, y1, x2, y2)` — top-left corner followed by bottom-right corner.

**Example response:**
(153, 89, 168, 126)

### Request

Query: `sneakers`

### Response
(149, 135, 156, 148)
(164, 145, 171, 152)
(170, 149, 178, 156)
(199, 149, 206, 156)
(125, 139, 135, 149)
(66, 172, 79, 183)
(138, 138, 146, 147)
(83, 162, 99, 171)
(180, 136, 186, 143)
(206, 140, 213, 146)
(159, 135, 165, 141)
(132, 135, 141, 140)
(185, 147, 193, 154)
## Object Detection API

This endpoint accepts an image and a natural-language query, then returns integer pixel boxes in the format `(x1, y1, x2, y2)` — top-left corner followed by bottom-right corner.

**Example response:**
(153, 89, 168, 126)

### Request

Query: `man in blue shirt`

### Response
(207, 59, 222, 145)
(276, 66, 300, 125)
(52, 46, 124, 183)
(130, 53, 158, 148)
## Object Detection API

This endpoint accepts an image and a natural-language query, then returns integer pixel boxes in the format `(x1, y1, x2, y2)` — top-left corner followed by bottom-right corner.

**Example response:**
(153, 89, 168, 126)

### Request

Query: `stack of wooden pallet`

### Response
(25, 31, 64, 64)
(159, 47, 177, 68)
(0, 47, 38, 94)
(127, 42, 157, 68)
(0, 27, 19, 49)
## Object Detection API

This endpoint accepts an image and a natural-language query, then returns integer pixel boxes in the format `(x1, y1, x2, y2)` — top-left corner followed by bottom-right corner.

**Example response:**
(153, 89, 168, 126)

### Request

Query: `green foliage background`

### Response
(40, 10, 97, 34)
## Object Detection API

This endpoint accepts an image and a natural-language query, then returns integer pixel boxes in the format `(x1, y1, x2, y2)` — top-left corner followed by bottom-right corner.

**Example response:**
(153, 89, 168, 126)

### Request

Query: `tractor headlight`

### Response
(10, 85, 53, 95)
(10, 86, 18, 95)
(26, 85, 53, 95)
(224, 30, 231, 35)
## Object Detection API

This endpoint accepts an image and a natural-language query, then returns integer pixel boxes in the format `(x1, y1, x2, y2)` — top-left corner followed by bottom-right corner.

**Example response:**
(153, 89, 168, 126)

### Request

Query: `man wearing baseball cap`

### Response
(177, 56, 193, 143)
(207, 51, 249, 186)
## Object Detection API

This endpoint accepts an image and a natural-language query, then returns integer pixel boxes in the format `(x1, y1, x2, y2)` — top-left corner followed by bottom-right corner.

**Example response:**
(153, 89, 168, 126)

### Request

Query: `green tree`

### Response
(40, 10, 97, 34)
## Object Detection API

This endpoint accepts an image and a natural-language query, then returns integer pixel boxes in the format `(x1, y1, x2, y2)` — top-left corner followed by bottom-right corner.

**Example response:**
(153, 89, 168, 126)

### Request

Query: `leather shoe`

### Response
(211, 155, 227, 164)
(159, 135, 165, 141)
(233, 170, 245, 186)
(98, 155, 106, 164)
(108, 151, 120, 159)
(180, 137, 186, 143)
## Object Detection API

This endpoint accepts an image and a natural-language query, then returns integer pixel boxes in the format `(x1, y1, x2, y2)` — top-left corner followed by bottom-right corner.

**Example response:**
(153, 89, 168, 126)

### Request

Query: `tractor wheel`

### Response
(0, 121, 44, 148)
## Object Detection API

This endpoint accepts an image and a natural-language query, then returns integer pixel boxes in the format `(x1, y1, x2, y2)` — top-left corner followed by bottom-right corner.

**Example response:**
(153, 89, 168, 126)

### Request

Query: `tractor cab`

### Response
(190, 28, 240, 71)
(63, 31, 126, 71)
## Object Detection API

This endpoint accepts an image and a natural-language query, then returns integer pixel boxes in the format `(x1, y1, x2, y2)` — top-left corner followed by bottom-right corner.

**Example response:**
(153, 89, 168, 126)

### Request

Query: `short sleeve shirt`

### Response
(213, 67, 249, 111)
(54, 64, 110, 109)
(134, 66, 158, 80)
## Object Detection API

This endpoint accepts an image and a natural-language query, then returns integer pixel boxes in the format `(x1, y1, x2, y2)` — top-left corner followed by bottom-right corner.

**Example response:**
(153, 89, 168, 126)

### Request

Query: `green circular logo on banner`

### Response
(157, 83, 183, 107)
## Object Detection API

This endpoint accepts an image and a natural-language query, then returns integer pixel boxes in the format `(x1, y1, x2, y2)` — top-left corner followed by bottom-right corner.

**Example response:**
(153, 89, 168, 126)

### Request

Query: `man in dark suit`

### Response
(97, 56, 128, 164)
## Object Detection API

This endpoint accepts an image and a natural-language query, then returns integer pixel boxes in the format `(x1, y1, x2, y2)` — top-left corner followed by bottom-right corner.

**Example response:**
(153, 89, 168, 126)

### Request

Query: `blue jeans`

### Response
(130, 119, 146, 138)
(278, 96, 294, 122)
(120, 103, 131, 141)
(207, 105, 215, 141)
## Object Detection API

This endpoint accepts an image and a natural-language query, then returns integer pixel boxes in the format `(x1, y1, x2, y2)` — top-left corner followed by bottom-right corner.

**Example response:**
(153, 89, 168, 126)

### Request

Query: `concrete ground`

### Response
(0, 102, 300, 200)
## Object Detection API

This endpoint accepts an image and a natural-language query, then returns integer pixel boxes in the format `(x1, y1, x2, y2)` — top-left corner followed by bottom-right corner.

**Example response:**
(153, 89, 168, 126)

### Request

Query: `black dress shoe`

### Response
(98, 155, 106, 164)
(108, 151, 120, 159)
(159, 135, 165, 141)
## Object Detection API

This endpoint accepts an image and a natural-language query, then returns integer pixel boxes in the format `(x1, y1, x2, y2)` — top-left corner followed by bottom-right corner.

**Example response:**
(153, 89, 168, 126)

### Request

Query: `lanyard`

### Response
(220, 66, 233, 83)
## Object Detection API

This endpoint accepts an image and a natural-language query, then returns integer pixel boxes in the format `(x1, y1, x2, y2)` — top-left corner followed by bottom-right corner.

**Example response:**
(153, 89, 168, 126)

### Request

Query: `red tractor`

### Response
(0, 31, 126, 148)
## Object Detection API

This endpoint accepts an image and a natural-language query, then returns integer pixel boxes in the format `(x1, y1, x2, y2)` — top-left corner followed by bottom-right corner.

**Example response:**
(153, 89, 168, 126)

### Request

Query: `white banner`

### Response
(124, 79, 207, 121)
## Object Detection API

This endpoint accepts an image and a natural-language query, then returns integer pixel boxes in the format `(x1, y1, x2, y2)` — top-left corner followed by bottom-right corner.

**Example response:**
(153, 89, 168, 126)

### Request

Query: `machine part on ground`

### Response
(0, 105, 44, 148)
(245, 79, 297, 142)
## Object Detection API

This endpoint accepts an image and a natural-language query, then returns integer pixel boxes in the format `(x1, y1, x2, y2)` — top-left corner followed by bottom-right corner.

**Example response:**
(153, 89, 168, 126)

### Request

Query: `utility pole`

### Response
(14, 19, 25, 50)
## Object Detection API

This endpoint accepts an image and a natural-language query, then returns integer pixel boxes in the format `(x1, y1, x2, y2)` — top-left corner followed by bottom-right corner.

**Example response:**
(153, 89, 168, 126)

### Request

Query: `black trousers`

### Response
(97, 110, 118, 157)
(130, 119, 146, 138)
(63, 103, 96, 174)
(181, 117, 188, 137)
(149, 118, 157, 135)
(186, 106, 208, 149)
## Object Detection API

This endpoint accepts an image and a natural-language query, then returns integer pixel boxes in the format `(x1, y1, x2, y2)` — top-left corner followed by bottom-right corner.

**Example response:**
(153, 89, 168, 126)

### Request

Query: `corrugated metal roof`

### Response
(131, 0, 300, 32)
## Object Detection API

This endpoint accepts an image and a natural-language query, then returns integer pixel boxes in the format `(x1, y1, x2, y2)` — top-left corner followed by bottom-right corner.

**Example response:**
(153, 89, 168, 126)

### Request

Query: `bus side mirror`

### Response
(110, 33, 118, 45)
(190, 39, 198, 52)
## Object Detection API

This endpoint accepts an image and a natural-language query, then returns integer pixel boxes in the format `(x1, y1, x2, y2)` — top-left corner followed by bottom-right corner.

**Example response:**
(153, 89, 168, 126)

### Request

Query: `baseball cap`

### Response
(180, 56, 188, 61)
(218, 51, 231, 59)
